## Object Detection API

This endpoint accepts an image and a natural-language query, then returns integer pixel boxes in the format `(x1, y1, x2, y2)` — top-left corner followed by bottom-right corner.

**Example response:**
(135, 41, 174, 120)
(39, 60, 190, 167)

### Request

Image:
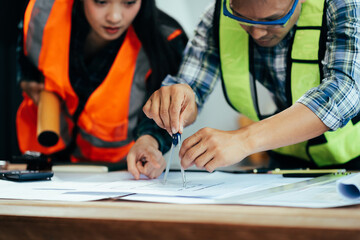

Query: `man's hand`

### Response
(143, 84, 198, 135)
(20, 81, 44, 105)
(178, 103, 330, 173)
(179, 128, 250, 173)
(127, 135, 166, 179)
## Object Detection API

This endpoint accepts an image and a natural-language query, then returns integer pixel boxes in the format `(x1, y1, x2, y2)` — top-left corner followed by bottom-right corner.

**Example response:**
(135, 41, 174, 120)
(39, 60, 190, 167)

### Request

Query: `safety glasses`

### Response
(223, 0, 298, 29)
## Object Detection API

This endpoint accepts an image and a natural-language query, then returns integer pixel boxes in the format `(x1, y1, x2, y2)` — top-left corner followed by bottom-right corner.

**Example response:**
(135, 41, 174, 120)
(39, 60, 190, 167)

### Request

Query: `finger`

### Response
(179, 132, 202, 160)
(144, 153, 161, 169)
(136, 160, 145, 174)
(144, 93, 166, 130)
(126, 153, 140, 180)
(20, 82, 33, 98)
(33, 85, 44, 105)
(140, 154, 166, 179)
(148, 168, 162, 179)
(159, 89, 172, 135)
(204, 158, 221, 173)
(178, 115, 184, 134)
(138, 150, 163, 178)
(169, 90, 183, 134)
(37, 83, 45, 91)
(180, 137, 204, 170)
(32, 94, 40, 105)
(148, 168, 158, 179)
(179, 85, 197, 132)
(181, 141, 207, 169)
(141, 162, 156, 179)
(143, 97, 152, 118)
(20, 81, 27, 91)
(193, 150, 214, 170)
(151, 156, 167, 179)
(29, 81, 43, 91)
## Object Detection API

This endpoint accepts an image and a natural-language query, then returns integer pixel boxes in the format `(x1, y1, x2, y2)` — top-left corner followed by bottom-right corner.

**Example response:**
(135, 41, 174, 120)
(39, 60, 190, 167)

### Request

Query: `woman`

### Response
(16, 0, 187, 179)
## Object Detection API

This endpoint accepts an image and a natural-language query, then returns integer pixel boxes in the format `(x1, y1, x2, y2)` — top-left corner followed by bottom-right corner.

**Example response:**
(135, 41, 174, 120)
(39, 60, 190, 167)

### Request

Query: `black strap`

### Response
(304, 1, 328, 164)
(351, 113, 360, 125)
(318, 0, 328, 81)
(213, 0, 221, 50)
(284, 26, 296, 108)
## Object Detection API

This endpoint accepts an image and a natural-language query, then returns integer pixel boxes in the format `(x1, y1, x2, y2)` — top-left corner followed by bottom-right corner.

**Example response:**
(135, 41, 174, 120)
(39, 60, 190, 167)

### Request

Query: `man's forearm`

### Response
(242, 103, 330, 155)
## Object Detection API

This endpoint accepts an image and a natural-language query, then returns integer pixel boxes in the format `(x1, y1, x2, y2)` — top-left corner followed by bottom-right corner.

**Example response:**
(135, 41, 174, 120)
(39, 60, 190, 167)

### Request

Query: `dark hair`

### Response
(132, 0, 188, 93)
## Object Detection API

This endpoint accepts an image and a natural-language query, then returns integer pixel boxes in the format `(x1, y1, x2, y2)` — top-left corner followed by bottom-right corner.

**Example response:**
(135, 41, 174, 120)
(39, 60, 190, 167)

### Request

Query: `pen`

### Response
(268, 168, 346, 174)
(218, 168, 300, 174)
(282, 173, 332, 178)
(282, 172, 350, 178)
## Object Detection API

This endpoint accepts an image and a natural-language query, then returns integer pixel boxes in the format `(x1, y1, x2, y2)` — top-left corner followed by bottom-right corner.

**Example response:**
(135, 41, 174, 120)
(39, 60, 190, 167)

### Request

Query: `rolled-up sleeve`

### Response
(297, 0, 360, 130)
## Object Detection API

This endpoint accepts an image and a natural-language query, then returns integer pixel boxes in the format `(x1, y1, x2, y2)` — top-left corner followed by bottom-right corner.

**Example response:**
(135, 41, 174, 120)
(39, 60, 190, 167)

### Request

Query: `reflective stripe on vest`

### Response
(17, 0, 155, 162)
(219, 0, 360, 166)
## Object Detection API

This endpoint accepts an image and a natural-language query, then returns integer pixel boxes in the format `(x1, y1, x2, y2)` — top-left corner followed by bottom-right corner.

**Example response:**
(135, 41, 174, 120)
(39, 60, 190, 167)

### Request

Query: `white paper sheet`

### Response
(0, 171, 303, 202)
(0, 172, 131, 201)
(218, 174, 360, 208)
(1, 171, 360, 208)
(121, 172, 360, 208)
(74, 171, 310, 199)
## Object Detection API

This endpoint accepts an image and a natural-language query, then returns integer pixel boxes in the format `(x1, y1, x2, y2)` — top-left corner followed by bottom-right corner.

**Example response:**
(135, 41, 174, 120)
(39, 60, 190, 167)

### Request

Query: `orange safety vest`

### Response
(17, 0, 182, 163)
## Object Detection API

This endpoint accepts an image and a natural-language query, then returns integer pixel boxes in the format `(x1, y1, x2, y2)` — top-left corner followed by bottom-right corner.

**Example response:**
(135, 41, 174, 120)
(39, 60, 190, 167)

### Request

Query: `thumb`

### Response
(179, 92, 197, 132)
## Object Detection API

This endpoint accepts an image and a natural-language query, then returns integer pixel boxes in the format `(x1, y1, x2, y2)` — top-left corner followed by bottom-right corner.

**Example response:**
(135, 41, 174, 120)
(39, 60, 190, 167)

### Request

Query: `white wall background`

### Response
(156, 0, 241, 168)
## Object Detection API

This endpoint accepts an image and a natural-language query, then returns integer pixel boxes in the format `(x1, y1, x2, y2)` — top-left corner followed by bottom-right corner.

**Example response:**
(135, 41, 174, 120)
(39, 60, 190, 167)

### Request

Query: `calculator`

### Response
(0, 170, 54, 181)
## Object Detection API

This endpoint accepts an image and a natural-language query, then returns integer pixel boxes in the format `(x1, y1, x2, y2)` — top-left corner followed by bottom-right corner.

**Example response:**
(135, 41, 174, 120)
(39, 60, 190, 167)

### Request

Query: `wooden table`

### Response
(0, 199, 359, 240)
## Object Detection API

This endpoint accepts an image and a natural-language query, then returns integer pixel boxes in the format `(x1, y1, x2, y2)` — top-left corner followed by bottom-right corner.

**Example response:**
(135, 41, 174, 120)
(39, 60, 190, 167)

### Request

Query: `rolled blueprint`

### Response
(37, 91, 60, 147)
(337, 173, 360, 199)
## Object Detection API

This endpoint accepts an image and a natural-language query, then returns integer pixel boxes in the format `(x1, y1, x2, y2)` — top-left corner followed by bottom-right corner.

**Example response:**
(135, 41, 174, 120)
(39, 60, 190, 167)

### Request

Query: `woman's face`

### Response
(83, 0, 141, 41)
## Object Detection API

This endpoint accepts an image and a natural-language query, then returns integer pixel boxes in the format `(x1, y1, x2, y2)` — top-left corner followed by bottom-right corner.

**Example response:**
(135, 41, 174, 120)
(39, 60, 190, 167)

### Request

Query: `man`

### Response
(140, 0, 360, 176)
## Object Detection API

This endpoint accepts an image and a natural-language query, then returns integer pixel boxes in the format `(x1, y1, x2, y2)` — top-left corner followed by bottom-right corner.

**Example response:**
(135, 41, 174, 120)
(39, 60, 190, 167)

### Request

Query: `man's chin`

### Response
(255, 38, 278, 47)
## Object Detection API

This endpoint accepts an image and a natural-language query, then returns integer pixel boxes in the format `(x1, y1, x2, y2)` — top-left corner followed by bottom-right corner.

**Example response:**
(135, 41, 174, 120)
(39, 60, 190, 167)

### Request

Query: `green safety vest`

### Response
(218, 0, 360, 167)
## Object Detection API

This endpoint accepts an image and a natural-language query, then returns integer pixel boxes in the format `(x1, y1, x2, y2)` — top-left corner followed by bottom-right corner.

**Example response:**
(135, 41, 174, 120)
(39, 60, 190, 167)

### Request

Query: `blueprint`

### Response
(0, 171, 359, 208)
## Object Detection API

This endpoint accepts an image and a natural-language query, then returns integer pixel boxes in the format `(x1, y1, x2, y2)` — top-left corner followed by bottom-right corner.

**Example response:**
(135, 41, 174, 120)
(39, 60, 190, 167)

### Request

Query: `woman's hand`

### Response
(127, 135, 166, 179)
(20, 81, 44, 105)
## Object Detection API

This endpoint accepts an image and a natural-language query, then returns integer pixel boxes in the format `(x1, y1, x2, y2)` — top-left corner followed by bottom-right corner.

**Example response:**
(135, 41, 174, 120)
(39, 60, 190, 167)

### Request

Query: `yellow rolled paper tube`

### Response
(37, 91, 60, 147)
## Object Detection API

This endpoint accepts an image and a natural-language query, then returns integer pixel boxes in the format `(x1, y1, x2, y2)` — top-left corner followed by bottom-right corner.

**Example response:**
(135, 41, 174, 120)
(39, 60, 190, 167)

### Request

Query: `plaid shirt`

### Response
(163, 0, 360, 131)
